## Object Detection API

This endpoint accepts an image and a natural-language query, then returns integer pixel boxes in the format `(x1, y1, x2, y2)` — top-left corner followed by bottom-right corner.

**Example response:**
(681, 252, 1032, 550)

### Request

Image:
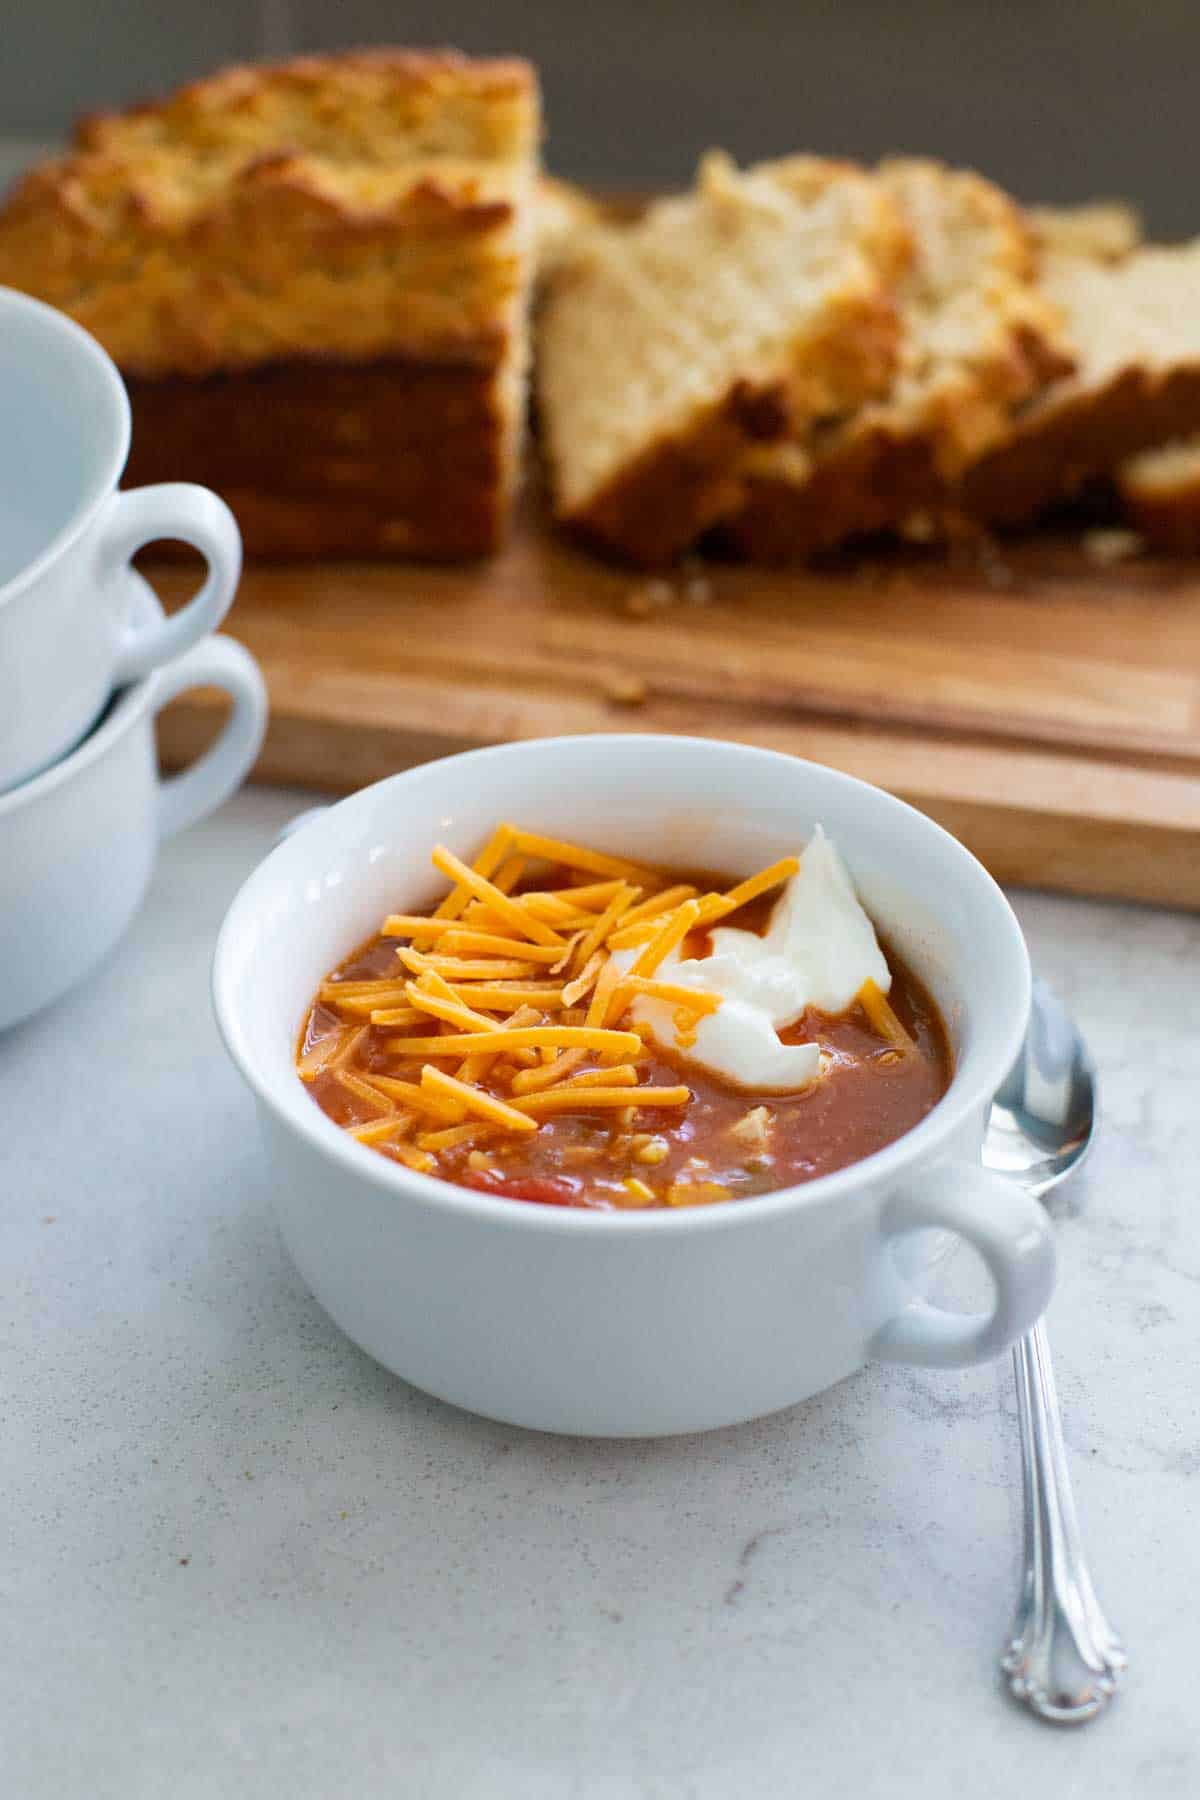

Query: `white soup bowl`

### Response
(213, 735, 1055, 1437)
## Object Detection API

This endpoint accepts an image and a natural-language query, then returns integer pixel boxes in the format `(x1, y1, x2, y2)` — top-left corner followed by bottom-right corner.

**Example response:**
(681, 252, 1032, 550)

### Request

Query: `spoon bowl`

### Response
(985, 978, 1097, 1196)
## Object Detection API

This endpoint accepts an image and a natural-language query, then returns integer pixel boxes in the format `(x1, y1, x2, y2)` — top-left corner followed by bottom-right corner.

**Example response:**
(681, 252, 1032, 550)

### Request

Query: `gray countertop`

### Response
(3, 784, 1198, 1798)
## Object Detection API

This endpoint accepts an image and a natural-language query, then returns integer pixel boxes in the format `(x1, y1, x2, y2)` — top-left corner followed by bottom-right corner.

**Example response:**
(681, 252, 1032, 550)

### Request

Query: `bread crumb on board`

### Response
(623, 560, 715, 618)
(1082, 527, 1144, 566)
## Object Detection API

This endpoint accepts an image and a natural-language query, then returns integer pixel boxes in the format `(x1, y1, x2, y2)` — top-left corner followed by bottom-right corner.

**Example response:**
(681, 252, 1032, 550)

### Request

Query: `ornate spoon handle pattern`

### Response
(1001, 1320, 1127, 1722)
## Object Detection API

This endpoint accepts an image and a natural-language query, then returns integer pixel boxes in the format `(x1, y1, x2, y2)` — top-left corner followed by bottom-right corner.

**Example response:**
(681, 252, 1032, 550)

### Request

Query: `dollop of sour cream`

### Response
(609, 828, 890, 1091)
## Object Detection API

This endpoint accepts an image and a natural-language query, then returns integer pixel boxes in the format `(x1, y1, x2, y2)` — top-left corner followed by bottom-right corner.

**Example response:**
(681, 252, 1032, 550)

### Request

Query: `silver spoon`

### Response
(982, 978, 1127, 1722)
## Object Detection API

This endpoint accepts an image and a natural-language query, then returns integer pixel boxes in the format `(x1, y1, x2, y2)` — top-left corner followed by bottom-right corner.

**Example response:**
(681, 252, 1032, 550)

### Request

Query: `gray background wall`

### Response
(2, 0, 1195, 236)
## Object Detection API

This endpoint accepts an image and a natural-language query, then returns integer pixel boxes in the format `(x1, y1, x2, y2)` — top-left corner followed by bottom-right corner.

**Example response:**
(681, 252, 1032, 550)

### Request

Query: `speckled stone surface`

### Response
(2, 786, 1197, 1798)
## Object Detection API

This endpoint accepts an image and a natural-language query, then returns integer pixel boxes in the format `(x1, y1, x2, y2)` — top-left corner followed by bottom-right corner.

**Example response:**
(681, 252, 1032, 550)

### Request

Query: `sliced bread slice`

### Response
(1042, 208, 1200, 548)
(535, 152, 910, 564)
(960, 234, 1200, 525)
(721, 158, 1073, 560)
(1032, 205, 1200, 549)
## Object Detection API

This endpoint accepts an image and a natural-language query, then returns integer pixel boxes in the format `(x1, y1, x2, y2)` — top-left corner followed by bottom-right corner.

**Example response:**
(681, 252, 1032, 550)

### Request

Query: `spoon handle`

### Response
(1001, 1320, 1127, 1721)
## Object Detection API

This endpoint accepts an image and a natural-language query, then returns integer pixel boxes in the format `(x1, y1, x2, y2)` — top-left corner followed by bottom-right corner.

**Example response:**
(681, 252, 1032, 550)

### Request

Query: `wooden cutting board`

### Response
(150, 502, 1200, 911)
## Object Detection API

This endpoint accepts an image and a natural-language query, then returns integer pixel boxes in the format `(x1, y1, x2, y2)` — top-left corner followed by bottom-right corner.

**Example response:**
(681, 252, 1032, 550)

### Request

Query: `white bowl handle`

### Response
(98, 484, 243, 685)
(872, 1164, 1057, 1367)
(151, 637, 268, 843)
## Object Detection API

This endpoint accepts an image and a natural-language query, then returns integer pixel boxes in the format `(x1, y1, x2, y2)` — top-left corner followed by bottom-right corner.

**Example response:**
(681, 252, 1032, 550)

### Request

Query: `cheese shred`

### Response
(292, 826, 857, 1206)
(857, 978, 914, 1050)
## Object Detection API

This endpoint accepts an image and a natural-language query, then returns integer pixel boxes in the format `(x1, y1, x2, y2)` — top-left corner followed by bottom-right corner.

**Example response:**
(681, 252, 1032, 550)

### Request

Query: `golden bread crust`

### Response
(562, 380, 791, 567)
(960, 365, 1200, 523)
(77, 49, 538, 162)
(717, 427, 938, 562)
(0, 48, 537, 559)
(0, 150, 526, 375)
(0, 49, 538, 378)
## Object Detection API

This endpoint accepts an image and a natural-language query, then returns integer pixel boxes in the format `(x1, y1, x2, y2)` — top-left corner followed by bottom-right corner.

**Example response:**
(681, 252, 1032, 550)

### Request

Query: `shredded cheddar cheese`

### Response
(561, 952, 605, 1007)
(348, 1116, 411, 1145)
(629, 898, 702, 980)
(320, 978, 415, 1000)
(457, 1003, 541, 1085)
(417, 1122, 499, 1152)
(492, 852, 527, 894)
(507, 828, 661, 885)
(606, 862, 800, 948)
(436, 931, 565, 963)
(380, 915, 456, 941)
(404, 987, 503, 1034)
(570, 884, 639, 975)
(585, 956, 626, 1030)
(295, 825, 923, 1210)
(398, 947, 552, 982)
(510, 1085, 691, 1117)
(357, 1073, 465, 1122)
(444, 984, 570, 1012)
(508, 1048, 590, 1094)
(616, 884, 698, 930)
(431, 845, 564, 948)
(433, 824, 514, 921)
(619, 975, 721, 1014)
(335, 1069, 397, 1116)
(603, 919, 661, 950)
(296, 1023, 367, 1083)
(696, 856, 800, 925)
(420, 1066, 538, 1135)
(857, 978, 914, 1050)
(518, 881, 627, 917)
(333, 1000, 418, 1025)
(558, 1063, 640, 1090)
(382, 1026, 641, 1057)
(393, 1145, 437, 1174)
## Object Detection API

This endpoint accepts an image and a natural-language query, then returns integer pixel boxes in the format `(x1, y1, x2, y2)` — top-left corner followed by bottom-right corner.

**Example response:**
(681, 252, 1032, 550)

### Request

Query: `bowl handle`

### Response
(99, 485, 243, 684)
(151, 637, 268, 843)
(872, 1164, 1056, 1368)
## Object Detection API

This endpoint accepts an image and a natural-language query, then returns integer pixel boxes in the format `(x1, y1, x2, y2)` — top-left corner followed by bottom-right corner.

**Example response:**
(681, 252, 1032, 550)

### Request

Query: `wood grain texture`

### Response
(148, 500, 1200, 910)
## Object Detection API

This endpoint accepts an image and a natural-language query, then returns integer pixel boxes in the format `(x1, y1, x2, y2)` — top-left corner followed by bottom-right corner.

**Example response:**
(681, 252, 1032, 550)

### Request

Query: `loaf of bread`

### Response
(721, 159, 1072, 560)
(535, 152, 910, 564)
(0, 51, 540, 559)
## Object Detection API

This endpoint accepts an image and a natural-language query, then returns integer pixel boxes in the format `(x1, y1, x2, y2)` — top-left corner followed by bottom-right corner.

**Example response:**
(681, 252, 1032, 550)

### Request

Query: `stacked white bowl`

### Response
(0, 287, 267, 1030)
